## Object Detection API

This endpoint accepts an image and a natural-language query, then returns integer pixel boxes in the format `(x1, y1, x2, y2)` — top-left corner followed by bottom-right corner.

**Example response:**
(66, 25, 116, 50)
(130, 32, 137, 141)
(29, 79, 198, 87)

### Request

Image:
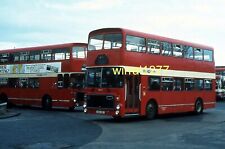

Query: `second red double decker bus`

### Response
(0, 43, 87, 110)
(84, 28, 216, 119)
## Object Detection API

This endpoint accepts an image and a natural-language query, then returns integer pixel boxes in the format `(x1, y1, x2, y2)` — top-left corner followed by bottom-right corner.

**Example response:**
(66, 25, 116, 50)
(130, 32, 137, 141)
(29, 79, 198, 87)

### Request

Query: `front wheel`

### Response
(194, 99, 203, 114)
(146, 101, 157, 120)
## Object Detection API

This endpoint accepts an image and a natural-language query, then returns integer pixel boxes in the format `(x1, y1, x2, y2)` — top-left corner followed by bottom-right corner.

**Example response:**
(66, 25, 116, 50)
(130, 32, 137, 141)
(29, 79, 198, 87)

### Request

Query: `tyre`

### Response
(0, 94, 12, 108)
(146, 100, 157, 120)
(42, 96, 52, 110)
(69, 106, 75, 111)
(194, 99, 203, 114)
(0, 94, 7, 103)
(112, 116, 121, 122)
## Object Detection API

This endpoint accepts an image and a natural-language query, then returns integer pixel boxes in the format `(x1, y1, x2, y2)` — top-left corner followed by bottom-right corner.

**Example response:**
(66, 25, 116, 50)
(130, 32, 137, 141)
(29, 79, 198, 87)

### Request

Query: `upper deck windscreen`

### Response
(88, 33, 122, 51)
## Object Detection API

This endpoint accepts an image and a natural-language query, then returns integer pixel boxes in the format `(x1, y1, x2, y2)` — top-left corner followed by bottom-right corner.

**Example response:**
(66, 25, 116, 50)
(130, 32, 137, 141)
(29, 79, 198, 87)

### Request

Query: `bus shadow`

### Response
(8, 105, 84, 113)
(90, 112, 208, 123)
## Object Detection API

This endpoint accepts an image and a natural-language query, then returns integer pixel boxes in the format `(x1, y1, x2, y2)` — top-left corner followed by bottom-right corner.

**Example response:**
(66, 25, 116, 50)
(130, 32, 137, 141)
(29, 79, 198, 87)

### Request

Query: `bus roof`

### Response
(89, 28, 213, 50)
(0, 42, 87, 53)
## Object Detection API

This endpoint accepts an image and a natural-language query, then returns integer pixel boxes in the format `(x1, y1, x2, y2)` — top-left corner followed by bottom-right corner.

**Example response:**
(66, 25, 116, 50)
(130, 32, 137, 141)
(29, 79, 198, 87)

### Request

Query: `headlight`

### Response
(84, 108, 87, 113)
(116, 104, 120, 110)
(115, 110, 119, 115)
(83, 102, 87, 108)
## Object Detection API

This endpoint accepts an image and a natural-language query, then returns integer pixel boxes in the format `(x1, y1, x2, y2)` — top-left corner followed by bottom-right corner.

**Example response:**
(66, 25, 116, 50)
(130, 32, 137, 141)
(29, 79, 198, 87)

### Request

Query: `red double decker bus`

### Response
(0, 43, 87, 110)
(84, 28, 216, 119)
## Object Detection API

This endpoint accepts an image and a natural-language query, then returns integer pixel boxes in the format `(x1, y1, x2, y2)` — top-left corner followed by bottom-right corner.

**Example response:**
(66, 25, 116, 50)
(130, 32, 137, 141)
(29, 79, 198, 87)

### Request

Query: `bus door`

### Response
(125, 75, 141, 114)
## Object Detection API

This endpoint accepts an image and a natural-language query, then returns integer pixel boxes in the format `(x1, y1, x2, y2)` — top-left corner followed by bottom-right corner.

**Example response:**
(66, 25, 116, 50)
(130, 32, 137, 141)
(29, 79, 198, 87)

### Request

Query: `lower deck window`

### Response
(148, 76, 160, 90)
(161, 77, 173, 91)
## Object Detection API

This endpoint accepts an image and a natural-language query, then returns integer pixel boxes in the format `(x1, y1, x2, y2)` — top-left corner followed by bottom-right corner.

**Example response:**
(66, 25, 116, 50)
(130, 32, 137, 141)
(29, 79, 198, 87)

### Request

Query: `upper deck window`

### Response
(30, 51, 40, 61)
(204, 49, 213, 62)
(20, 51, 29, 61)
(173, 44, 183, 57)
(0, 53, 10, 63)
(72, 47, 86, 58)
(184, 46, 194, 59)
(104, 34, 122, 49)
(89, 35, 104, 50)
(147, 39, 160, 54)
(161, 42, 172, 56)
(126, 35, 146, 52)
(41, 50, 52, 61)
(194, 48, 203, 60)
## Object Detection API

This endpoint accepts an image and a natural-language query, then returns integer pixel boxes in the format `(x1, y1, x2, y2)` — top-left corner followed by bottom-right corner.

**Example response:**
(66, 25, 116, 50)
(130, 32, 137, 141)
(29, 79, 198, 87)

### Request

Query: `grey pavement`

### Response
(1, 102, 225, 149)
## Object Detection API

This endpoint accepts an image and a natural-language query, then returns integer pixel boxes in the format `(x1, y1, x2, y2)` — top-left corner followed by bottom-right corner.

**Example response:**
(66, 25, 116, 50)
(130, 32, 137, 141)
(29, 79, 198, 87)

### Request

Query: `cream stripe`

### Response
(159, 103, 194, 107)
(9, 98, 40, 101)
(87, 65, 215, 79)
(159, 102, 215, 107)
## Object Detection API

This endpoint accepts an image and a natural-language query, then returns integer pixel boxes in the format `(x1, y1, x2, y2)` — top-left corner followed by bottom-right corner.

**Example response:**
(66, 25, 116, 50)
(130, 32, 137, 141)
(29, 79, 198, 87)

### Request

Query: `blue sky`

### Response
(0, 0, 224, 65)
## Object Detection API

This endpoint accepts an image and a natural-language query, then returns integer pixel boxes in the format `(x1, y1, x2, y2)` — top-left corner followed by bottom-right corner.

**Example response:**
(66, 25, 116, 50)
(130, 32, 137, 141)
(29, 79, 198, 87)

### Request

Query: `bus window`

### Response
(19, 78, 28, 88)
(194, 48, 203, 60)
(72, 47, 86, 58)
(204, 50, 213, 61)
(0, 53, 10, 63)
(41, 50, 52, 61)
(162, 42, 172, 56)
(89, 35, 104, 50)
(64, 74, 70, 88)
(53, 49, 66, 60)
(0, 78, 8, 87)
(204, 79, 212, 90)
(30, 51, 40, 61)
(161, 77, 173, 91)
(28, 78, 39, 88)
(184, 46, 194, 59)
(104, 34, 122, 49)
(148, 76, 160, 90)
(20, 51, 29, 62)
(195, 79, 204, 90)
(70, 73, 84, 88)
(174, 78, 184, 91)
(184, 78, 194, 90)
(173, 44, 183, 57)
(8, 78, 18, 88)
(147, 39, 160, 54)
(57, 74, 64, 88)
(126, 35, 146, 52)
(14, 52, 20, 62)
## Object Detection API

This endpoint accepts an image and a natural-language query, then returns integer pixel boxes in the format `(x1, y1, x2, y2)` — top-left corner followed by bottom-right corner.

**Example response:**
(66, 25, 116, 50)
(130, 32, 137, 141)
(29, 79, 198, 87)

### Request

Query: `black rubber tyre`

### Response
(113, 116, 122, 122)
(146, 101, 157, 120)
(69, 106, 75, 111)
(0, 94, 7, 103)
(42, 96, 52, 110)
(194, 99, 203, 114)
(0, 94, 12, 108)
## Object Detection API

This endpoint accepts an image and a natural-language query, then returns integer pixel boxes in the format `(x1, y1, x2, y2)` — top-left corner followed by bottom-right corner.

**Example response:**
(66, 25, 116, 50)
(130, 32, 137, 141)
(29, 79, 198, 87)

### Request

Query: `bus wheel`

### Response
(112, 116, 121, 121)
(194, 99, 203, 114)
(0, 93, 12, 108)
(42, 96, 52, 110)
(0, 94, 7, 103)
(146, 100, 157, 120)
(69, 106, 75, 111)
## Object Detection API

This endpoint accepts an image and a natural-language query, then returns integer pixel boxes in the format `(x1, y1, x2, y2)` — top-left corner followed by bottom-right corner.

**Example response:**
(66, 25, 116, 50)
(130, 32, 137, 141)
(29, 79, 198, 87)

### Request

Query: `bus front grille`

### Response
(87, 95, 114, 109)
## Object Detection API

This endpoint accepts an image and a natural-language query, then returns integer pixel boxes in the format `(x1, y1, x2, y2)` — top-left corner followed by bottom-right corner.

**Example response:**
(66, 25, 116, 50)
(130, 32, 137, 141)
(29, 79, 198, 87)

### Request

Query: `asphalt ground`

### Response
(1, 102, 225, 149)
